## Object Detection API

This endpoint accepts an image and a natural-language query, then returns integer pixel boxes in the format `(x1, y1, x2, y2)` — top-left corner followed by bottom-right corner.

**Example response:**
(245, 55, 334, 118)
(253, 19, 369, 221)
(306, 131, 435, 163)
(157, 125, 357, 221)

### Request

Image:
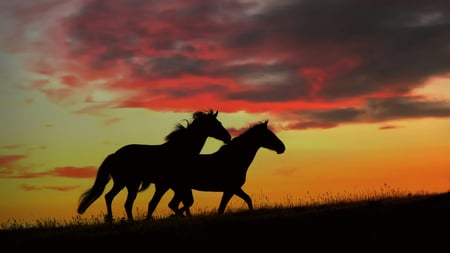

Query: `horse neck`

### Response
(168, 125, 208, 155)
(185, 130, 208, 155)
(225, 134, 262, 165)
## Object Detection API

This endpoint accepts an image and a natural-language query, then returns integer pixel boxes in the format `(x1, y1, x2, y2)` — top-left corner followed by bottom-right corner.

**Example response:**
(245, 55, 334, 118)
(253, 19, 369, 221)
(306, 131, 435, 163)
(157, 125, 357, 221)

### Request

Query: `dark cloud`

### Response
(155, 84, 228, 98)
(379, 125, 403, 130)
(151, 40, 197, 52)
(285, 96, 450, 130)
(241, 0, 450, 101)
(308, 108, 364, 122)
(228, 77, 311, 102)
(367, 96, 450, 121)
(135, 54, 209, 79)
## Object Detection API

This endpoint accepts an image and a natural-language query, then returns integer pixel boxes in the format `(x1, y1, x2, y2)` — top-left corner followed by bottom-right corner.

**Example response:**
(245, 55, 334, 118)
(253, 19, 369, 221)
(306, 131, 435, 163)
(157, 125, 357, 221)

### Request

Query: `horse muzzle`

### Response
(276, 144, 286, 154)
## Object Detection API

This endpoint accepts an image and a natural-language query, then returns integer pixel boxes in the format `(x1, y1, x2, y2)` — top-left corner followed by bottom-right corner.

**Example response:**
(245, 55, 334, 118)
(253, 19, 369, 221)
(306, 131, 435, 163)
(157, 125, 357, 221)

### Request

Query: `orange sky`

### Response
(1, 0, 449, 225)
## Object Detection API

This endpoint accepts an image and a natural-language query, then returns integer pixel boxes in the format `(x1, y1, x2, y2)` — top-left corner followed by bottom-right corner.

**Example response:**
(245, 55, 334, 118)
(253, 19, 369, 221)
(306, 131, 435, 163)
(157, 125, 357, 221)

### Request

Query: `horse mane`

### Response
(164, 110, 217, 141)
(165, 122, 188, 142)
(238, 120, 268, 136)
(221, 120, 268, 148)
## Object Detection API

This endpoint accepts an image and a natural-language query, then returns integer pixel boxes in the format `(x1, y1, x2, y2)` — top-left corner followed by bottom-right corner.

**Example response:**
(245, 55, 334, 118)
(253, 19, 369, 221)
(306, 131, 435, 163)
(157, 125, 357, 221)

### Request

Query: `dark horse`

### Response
(77, 110, 231, 222)
(141, 120, 285, 217)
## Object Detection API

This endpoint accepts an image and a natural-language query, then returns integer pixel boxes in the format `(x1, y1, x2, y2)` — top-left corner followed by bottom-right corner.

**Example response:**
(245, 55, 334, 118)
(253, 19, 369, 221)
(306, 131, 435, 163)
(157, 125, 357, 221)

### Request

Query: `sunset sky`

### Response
(1, 0, 449, 224)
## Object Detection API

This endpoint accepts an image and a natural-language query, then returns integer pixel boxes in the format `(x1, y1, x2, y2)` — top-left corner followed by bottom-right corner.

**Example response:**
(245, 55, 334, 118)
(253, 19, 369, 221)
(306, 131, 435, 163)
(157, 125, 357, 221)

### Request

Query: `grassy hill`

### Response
(1, 192, 449, 252)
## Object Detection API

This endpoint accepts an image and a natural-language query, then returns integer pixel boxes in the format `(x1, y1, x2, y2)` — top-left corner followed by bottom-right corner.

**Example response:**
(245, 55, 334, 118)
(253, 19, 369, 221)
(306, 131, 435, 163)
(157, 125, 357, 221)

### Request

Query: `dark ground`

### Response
(1, 192, 449, 252)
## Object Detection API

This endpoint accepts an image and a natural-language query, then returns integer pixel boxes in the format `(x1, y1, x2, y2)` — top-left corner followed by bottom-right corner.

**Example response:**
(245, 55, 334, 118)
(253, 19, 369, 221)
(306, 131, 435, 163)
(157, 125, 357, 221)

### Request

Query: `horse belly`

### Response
(188, 172, 244, 192)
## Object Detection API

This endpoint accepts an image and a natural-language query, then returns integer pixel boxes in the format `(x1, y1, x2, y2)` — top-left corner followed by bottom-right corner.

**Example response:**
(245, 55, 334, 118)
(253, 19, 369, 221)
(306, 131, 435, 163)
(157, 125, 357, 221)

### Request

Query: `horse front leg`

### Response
(218, 191, 234, 214)
(146, 183, 169, 220)
(169, 188, 194, 217)
(234, 188, 253, 211)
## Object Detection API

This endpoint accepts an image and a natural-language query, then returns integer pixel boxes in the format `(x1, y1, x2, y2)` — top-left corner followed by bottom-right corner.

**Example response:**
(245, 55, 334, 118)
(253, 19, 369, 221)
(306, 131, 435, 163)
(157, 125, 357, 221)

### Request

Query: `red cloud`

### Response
(0, 154, 28, 177)
(21, 184, 42, 191)
(20, 184, 80, 192)
(104, 117, 121, 125)
(60, 75, 79, 87)
(8, 0, 450, 127)
(0, 154, 27, 165)
(44, 185, 79, 192)
(2, 165, 98, 179)
(49, 166, 97, 178)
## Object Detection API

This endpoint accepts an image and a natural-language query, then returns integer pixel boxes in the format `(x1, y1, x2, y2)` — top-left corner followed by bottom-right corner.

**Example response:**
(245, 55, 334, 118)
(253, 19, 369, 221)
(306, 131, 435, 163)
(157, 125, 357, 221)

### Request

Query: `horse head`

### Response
(192, 110, 231, 144)
(255, 120, 285, 154)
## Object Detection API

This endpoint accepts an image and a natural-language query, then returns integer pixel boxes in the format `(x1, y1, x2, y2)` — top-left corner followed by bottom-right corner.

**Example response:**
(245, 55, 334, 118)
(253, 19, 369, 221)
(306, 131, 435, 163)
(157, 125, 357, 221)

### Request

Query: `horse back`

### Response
(114, 144, 167, 158)
(113, 143, 192, 180)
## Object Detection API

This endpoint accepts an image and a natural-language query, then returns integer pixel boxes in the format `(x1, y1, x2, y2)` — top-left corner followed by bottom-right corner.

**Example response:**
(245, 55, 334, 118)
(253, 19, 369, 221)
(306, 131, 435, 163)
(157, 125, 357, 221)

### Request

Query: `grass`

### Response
(1, 187, 449, 252)
(0, 184, 415, 230)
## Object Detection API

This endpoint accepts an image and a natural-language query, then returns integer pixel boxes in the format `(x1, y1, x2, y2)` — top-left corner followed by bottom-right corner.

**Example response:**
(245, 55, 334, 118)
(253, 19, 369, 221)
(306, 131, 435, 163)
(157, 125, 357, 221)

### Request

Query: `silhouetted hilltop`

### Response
(1, 192, 449, 252)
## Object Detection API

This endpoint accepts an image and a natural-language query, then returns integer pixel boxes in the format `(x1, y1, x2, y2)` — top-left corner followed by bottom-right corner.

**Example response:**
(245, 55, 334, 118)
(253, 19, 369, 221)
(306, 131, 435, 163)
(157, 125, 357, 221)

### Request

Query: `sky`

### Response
(1, 0, 449, 224)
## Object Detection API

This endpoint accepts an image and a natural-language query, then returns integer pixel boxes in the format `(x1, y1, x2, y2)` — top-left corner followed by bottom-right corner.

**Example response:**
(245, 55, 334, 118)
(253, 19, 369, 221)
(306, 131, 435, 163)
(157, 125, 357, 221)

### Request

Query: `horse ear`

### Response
(214, 110, 218, 117)
(264, 120, 268, 126)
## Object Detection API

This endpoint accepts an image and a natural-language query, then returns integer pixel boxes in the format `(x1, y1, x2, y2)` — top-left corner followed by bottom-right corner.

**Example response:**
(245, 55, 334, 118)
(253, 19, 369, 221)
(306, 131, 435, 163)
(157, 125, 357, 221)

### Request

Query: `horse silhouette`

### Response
(77, 110, 231, 222)
(140, 120, 285, 217)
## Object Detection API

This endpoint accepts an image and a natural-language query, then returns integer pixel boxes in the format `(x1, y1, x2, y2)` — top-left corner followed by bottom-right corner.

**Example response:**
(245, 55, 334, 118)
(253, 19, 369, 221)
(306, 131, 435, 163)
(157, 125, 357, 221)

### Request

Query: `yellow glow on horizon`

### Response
(413, 76, 450, 100)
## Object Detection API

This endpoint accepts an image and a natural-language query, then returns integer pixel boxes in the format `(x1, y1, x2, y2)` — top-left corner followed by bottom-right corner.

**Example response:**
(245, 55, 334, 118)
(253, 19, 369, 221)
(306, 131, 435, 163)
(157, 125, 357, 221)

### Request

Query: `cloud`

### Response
(2, 144, 26, 150)
(226, 126, 250, 137)
(7, 0, 450, 127)
(0, 154, 28, 177)
(0, 145, 99, 179)
(104, 117, 122, 125)
(1, 165, 97, 179)
(20, 184, 42, 191)
(44, 185, 79, 192)
(0, 154, 27, 165)
(284, 96, 450, 130)
(379, 125, 403, 130)
(47, 166, 98, 178)
(20, 184, 79, 192)
(273, 167, 297, 177)
(366, 96, 450, 121)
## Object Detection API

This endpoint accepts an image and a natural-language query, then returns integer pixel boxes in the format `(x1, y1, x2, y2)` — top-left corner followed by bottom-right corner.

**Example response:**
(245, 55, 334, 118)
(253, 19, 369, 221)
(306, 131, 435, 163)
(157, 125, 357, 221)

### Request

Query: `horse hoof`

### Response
(170, 213, 184, 218)
(104, 215, 114, 223)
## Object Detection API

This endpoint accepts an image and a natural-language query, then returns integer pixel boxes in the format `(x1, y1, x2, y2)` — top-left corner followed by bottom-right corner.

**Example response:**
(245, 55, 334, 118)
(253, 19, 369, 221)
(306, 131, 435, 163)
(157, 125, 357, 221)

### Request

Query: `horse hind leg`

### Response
(235, 188, 253, 211)
(146, 184, 169, 220)
(168, 193, 183, 216)
(104, 183, 125, 222)
(181, 190, 194, 217)
(168, 188, 194, 217)
(124, 183, 140, 221)
(183, 207, 192, 217)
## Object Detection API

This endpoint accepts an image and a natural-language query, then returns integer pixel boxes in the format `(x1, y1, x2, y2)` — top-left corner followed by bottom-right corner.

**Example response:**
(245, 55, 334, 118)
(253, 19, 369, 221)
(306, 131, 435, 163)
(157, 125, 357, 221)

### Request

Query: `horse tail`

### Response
(138, 179, 151, 192)
(77, 154, 114, 214)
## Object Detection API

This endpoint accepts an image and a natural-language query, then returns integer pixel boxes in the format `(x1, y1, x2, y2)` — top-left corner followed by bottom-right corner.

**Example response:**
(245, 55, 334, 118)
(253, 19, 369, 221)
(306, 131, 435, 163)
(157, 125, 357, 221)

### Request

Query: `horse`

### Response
(145, 120, 285, 217)
(76, 110, 231, 222)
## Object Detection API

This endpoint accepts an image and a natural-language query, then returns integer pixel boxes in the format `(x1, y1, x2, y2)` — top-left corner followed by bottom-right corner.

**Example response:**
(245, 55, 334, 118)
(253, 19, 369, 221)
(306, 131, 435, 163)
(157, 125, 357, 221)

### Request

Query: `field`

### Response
(1, 191, 449, 252)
